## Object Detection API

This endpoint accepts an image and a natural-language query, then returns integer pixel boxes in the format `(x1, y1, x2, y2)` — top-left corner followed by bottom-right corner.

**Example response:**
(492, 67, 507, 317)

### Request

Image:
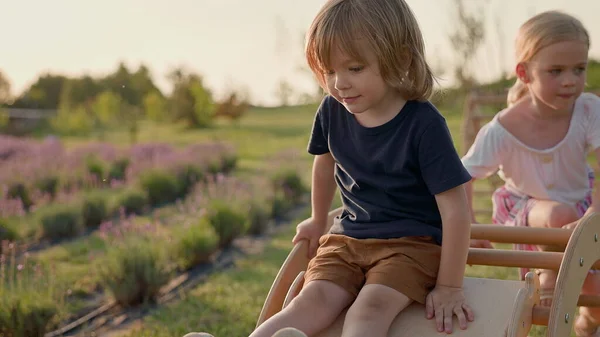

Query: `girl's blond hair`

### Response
(305, 0, 434, 101)
(507, 10, 590, 106)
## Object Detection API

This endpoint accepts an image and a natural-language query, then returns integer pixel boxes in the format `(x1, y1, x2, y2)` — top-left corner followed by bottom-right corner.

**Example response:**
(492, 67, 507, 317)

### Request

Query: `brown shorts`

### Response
(303, 234, 441, 304)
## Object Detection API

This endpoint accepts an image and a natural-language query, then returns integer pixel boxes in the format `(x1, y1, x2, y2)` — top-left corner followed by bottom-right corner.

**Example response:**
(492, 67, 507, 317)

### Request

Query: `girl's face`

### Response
(520, 40, 589, 112)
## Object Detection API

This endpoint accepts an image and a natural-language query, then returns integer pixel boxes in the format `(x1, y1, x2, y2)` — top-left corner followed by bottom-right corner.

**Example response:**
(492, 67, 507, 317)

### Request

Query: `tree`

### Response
(0, 70, 12, 105)
(448, 0, 487, 89)
(274, 79, 295, 106)
(168, 68, 215, 128)
(143, 91, 168, 122)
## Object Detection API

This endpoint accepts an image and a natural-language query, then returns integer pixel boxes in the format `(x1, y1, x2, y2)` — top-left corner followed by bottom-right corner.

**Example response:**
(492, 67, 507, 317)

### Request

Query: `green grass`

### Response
(61, 105, 319, 178)
(122, 223, 304, 337)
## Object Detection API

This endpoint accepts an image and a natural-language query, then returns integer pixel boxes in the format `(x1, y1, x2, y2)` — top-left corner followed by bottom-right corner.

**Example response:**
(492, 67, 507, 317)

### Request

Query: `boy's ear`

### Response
(516, 63, 529, 83)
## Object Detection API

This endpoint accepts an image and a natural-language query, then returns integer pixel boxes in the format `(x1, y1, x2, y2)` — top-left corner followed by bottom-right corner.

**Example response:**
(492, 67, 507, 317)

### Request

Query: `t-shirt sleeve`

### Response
(460, 121, 504, 179)
(418, 117, 472, 195)
(307, 97, 330, 155)
(584, 93, 600, 151)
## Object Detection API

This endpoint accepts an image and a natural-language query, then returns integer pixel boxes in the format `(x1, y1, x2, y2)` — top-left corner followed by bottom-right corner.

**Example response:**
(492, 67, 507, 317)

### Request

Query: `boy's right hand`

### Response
(292, 218, 325, 259)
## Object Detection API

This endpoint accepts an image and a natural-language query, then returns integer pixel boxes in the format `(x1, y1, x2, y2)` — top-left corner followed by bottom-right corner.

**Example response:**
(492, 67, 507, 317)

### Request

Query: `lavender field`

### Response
(0, 104, 314, 336)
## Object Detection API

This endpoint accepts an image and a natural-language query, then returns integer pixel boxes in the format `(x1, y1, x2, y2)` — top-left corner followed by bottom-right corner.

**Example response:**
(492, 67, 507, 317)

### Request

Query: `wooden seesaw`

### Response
(256, 209, 600, 337)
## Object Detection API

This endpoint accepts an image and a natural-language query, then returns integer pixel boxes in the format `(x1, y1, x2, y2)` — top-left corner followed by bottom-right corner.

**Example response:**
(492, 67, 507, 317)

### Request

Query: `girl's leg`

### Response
(575, 272, 600, 336)
(249, 280, 354, 337)
(527, 200, 580, 306)
(341, 284, 413, 337)
(574, 183, 600, 336)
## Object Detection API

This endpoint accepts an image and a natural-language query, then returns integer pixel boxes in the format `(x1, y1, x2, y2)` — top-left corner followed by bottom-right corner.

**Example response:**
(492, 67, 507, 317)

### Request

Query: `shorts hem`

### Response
(303, 272, 359, 298)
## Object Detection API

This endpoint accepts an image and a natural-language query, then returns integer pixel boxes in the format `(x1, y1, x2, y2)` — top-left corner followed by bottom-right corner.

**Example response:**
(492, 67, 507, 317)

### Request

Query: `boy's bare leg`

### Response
(340, 284, 412, 337)
(249, 280, 353, 337)
(271, 328, 308, 337)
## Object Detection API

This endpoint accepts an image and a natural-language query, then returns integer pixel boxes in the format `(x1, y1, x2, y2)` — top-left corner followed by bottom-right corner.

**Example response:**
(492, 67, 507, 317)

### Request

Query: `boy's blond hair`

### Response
(507, 10, 590, 106)
(305, 0, 434, 101)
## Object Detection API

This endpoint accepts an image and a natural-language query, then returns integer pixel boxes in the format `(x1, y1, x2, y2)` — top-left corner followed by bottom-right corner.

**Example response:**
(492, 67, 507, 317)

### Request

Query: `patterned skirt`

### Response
(491, 170, 595, 280)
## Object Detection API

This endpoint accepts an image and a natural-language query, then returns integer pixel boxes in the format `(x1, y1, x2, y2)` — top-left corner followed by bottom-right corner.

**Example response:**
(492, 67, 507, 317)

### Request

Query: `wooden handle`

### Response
(471, 224, 572, 246)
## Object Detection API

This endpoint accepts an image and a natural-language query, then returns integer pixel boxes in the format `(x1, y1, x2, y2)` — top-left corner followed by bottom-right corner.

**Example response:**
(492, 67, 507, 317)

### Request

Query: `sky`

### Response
(2, 0, 600, 106)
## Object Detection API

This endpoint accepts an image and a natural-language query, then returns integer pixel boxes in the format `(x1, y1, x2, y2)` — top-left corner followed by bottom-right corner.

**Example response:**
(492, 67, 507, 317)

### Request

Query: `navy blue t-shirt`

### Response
(307, 95, 471, 245)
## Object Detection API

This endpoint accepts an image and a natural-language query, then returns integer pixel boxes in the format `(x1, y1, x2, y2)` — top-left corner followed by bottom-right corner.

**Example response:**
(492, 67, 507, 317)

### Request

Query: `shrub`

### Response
(270, 168, 307, 204)
(34, 175, 60, 199)
(85, 155, 105, 183)
(220, 153, 238, 174)
(175, 164, 205, 195)
(271, 192, 294, 219)
(0, 244, 62, 336)
(113, 188, 149, 216)
(0, 294, 58, 337)
(247, 201, 271, 235)
(171, 218, 219, 270)
(0, 218, 18, 243)
(138, 170, 181, 206)
(6, 182, 32, 211)
(81, 193, 108, 228)
(205, 199, 249, 248)
(108, 157, 129, 182)
(36, 204, 83, 241)
(98, 237, 171, 307)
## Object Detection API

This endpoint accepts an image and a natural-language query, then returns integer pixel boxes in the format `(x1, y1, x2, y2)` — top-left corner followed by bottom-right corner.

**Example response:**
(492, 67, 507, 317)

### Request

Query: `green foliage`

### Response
(144, 91, 168, 122)
(113, 188, 149, 215)
(0, 218, 18, 243)
(0, 294, 58, 337)
(98, 237, 171, 307)
(34, 175, 60, 199)
(205, 199, 249, 248)
(270, 168, 307, 205)
(138, 170, 182, 206)
(6, 182, 32, 211)
(50, 104, 94, 136)
(270, 192, 294, 219)
(80, 192, 108, 228)
(175, 165, 205, 195)
(169, 69, 215, 128)
(0, 108, 8, 127)
(36, 203, 83, 241)
(171, 218, 219, 270)
(91, 90, 122, 127)
(85, 155, 106, 183)
(246, 201, 271, 235)
(108, 157, 130, 182)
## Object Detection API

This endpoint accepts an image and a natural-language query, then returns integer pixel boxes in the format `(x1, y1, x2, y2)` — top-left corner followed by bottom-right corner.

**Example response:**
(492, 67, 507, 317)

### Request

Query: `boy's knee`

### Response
(547, 204, 579, 228)
(346, 296, 388, 320)
(346, 286, 409, 321)
(288, 280, 351, 315)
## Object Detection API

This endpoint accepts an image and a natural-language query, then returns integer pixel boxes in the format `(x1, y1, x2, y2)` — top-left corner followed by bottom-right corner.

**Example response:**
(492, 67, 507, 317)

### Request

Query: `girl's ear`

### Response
(516, 63, 529, 83)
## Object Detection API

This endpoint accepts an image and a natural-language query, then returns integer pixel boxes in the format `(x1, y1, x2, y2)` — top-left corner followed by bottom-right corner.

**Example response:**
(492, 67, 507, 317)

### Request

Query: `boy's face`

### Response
(324, 41, 400, 117)
(524, 40, 588, 112)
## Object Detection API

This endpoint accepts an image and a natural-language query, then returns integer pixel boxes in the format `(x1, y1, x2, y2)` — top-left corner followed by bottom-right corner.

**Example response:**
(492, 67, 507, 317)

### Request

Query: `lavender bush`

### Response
(0, 241, 64, 336)
(97, 217, 172, 307)
(0, 135, 238, 243)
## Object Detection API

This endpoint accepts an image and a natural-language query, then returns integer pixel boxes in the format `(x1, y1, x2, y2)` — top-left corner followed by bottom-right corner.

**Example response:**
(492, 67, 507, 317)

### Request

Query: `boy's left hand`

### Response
(425, 285, 474, 334)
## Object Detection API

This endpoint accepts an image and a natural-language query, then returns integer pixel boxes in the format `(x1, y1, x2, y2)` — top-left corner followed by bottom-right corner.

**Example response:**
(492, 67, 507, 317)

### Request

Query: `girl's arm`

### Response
(465, 177, 494, 248)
